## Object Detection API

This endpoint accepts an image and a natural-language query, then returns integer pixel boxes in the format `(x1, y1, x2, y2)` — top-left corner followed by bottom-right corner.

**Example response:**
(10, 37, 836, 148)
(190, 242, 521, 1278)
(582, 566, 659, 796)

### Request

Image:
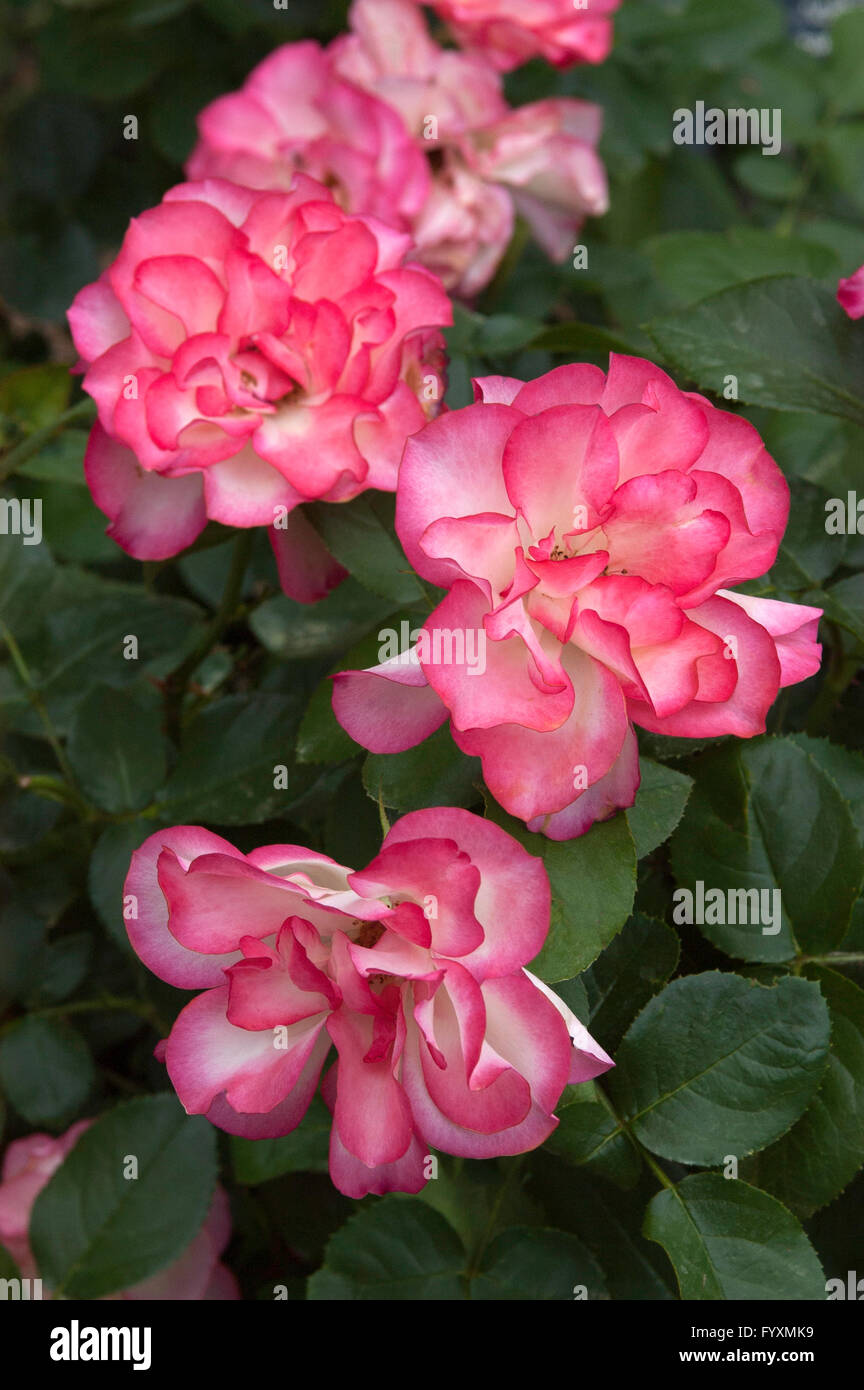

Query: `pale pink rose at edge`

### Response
(838, 265, 864, 319)
(0, 1122, 238, 1299)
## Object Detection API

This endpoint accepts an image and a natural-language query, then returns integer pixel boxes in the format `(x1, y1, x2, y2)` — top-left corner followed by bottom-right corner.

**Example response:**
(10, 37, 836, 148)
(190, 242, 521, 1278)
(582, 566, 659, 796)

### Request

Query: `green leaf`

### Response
(16, 431, 88, 485)
(0, 365, 72, 434)
(470, 1226, 607, 1300)
(531, 1164, 674, 1300)
(23, 478, 119, 564)
(733, 153, 805, 202)
(2, 570, 204, 734)
(645, 229, 836, 307)
(644, 1173, 825, 1300)
(619, 0, 783, 66)
(7, 96, 104, 202)
(815, 574, 864, 646)
(650, 277, 864, 426)
(296, 678, 359, 765)
(582, 912, 680, 1051)
(0, 1018, 94, 1127)
(754, 967, 864, 1218)
(68, 684, 168, 813)
(308, 1196, 466, 1300)
(35, 7, 172, 99)
(769, 476, 845, 590)
(609, 972, 830, 1165)
(670, 738, 862, 961)
(363, 726, 482, 812)
(250, 578, 397, 661)
(87, 820, 154, 949)
(823, 123, 864, 215)
(30, 1094, 217, 1299)
(485, 803, 637, 982)
(825, 8, 864, 116)
(546, 1102, 641, 1189)
(305, 496, 424, 603)
(626, 757, 693, 858)
(786, 734, 864, 840)
(26, 932, 92, 1007)
(0, 223, 100, 320)
(231, 1095, 330, 1183)
(159, 692, 302, 824)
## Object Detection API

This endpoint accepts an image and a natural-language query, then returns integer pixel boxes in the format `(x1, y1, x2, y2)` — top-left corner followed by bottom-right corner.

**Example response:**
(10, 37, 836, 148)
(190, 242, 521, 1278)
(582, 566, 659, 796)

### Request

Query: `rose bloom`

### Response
(124, 810, 612, 1199)
(332, 356, 823, 839)
(332, 0, 608, 294)
(838, 265, 864, 319)
(67, 174, 450, 600)
(186, 41, 431, 231)
(412, 0, 621, 71)
(0, 1123, 238, 1299)
(189, 1, 607, 299)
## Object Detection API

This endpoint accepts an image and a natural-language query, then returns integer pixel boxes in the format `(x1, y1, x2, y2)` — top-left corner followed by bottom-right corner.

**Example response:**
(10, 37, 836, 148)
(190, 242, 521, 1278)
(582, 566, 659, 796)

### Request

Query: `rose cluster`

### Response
(190, 0, 610, 298)
(124, 810, 612, 1199)
(59, 0, 828, 1221)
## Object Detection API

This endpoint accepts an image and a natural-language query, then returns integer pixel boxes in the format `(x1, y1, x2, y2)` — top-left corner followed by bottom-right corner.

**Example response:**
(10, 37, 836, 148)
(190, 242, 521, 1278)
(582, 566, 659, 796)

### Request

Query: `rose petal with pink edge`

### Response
(164, 985, 328, 1116)
(327, 1010, 414, 1167)
(454, 643, 628, 821)
(268, 507, 348, 602)
(328, 1123, 428, 1199)
(349, 837, 484, 958)
(502, 404, 619, 543)
(528, 723, 640, 840)
(384, 807, 551, 978)
(156, 848, 310, 954)
(627, 593, 781, 738)
(719, 590, 822, 688)
(124, 827, 248, 988)
(396, 403, 521, 588)
(331, 649, 448, 753)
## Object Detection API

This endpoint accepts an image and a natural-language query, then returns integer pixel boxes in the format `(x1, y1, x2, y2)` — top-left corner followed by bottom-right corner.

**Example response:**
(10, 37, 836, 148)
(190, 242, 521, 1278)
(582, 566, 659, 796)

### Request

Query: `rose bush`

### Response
(333, 356, 822, 837)
(3, 0, 863, 1312)
(124, 811, 611, 1198)
(68, 173, 450, 598)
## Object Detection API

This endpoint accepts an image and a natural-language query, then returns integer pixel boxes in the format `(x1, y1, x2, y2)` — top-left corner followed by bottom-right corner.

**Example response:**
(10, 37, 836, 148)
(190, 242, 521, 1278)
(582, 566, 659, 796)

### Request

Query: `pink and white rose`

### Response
(67, 174, 450, 601)
(186, 42, 431, 231)
(123, 811, 612, 1199)
(189, 3, 608, 299)
(333, 0, 608, 294)
(411, 0, 622, 72)
(332, 355, 823, 838)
